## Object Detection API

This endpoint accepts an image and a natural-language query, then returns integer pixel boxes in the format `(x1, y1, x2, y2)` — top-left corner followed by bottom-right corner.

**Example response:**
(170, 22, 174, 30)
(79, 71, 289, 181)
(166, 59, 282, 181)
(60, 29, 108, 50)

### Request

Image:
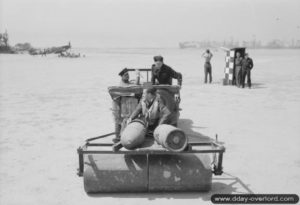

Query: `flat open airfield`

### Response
(0, 48, 299, 204)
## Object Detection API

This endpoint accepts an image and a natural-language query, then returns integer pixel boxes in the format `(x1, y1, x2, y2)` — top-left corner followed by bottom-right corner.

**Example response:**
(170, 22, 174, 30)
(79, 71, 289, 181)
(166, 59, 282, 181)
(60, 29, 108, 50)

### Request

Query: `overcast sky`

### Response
(1, 0, 299, 47)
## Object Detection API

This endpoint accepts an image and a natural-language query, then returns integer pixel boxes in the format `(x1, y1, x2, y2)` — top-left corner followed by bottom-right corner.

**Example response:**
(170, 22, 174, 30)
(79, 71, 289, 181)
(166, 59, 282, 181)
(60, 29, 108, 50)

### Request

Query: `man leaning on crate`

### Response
(151, 55, 182, 86)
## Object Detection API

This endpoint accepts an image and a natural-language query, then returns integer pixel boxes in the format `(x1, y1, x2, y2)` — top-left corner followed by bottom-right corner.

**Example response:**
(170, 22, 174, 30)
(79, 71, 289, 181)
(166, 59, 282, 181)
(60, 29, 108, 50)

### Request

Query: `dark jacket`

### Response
(242, 57, 254, 70)
(151, 64, 182, 86)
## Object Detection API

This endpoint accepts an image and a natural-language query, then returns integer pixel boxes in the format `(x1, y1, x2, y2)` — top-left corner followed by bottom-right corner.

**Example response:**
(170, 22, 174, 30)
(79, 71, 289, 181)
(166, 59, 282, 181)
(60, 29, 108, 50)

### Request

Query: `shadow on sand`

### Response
(226, 82, 266, 89)
(177, 118, 211, 142)
(250, 82, 267, 89)
(178, 118, 225, 145)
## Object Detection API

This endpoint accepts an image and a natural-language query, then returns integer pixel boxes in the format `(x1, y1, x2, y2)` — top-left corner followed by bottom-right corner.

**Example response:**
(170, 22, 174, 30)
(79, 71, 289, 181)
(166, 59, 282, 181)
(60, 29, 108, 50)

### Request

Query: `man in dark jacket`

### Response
(151, 56, 182, 86)
(241, 53, 254, 88)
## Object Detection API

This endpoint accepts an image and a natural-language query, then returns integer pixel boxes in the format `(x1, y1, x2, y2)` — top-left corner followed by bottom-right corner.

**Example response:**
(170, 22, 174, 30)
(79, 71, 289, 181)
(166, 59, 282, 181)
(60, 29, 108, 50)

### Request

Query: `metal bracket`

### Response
(77, 132, 225, 177)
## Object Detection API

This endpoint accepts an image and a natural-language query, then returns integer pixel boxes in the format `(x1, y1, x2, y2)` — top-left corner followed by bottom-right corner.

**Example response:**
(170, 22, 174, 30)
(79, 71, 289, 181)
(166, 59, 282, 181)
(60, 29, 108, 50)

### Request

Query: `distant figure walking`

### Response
(202, 49, 213, 83)
(235, 52, 243, 87)
(241, 53, 254, 88)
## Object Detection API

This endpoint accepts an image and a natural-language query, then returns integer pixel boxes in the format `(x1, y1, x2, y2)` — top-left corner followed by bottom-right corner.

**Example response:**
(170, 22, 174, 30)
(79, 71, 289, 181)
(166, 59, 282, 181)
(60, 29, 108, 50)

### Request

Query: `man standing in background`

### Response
(235, 52, 243, 87)
(241, 53, 254, 88)
(202, 49, 213, 83)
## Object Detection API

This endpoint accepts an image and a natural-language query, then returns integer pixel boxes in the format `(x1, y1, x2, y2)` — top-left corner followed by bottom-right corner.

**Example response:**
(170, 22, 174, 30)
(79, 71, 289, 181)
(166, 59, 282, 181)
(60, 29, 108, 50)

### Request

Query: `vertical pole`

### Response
(147, 71, 149, 82)
(214, 152, 223, 175)
(147, 154, 150, 192)
(77, 147, 84, 176)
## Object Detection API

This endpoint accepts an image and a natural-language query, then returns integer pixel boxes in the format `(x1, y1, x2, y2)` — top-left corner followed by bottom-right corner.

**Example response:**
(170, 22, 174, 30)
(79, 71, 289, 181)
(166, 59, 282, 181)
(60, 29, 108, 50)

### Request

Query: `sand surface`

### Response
(0, 48, 299, 204)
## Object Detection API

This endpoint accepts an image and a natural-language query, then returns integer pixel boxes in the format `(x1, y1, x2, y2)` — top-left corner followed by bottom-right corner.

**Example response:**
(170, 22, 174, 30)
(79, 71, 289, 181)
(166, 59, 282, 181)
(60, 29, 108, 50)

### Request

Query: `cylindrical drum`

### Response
(84, 154, 148, 193)
(148, 154, 212, 191)
(121, 119, 146, 150)
(154, 124, 188, 152)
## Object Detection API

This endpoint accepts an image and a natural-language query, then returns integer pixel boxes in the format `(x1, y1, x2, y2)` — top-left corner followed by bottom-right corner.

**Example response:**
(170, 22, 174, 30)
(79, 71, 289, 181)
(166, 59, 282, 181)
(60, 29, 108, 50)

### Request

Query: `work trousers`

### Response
(204, 62, 212, 83)
(242, 68, 251, 88)
(235, 66, 242, 87)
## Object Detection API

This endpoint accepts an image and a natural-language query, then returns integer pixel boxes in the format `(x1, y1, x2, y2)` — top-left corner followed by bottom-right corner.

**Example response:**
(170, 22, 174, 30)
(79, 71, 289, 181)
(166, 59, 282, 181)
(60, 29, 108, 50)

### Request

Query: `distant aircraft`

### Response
(51, 42, 72, 54)
(29, 42, 71, 55)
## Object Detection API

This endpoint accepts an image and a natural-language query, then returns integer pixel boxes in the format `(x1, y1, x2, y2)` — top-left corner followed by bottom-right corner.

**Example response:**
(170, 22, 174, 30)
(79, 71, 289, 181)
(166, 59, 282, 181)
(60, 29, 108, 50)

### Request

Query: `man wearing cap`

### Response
(112, 68, 138, 143)
(202, 49, 213, 83)
(118, 68, 132, 86)
(128, 87, 171, 131)
(119, 67, 141, 86)
(241, 53, 254, 88)
(151, 56, 182, 86)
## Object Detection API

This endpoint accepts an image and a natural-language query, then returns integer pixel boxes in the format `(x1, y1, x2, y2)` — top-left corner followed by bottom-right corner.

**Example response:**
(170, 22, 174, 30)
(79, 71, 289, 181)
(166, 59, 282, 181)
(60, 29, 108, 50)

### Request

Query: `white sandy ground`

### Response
(0, 48, 299, 205)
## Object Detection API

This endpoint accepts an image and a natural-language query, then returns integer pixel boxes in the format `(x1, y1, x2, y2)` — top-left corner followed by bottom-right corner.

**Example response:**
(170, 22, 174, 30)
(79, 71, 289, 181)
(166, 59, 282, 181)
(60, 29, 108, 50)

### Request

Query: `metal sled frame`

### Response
(77, 132, 225, 177)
